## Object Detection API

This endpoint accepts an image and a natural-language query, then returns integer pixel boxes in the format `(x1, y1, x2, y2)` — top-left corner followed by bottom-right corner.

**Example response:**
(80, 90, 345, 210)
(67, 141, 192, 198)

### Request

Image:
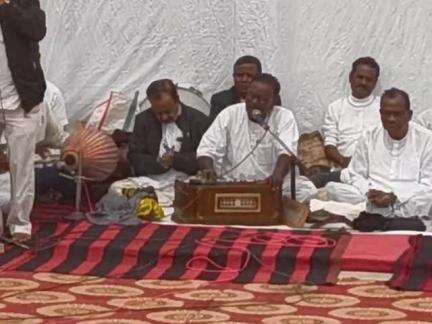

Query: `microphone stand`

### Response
(259, 123, 298, 201)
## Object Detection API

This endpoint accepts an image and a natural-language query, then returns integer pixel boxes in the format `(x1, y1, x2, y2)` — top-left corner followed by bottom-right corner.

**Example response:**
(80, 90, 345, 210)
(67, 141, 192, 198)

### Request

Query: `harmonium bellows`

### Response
(173, 180, 283, 226)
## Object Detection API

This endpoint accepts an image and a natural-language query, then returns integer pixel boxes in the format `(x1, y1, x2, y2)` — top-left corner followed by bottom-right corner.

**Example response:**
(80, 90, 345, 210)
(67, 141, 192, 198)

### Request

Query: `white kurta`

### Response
(322, 94, 381, 157)
(38, 81, 69, 147)
(326, 122, 432, 217)
(197, 103, 317, 202)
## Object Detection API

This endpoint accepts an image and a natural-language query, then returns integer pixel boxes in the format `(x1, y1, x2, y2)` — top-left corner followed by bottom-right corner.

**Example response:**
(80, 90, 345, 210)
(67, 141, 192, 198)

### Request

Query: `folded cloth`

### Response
(389, 235, 432, 291)
(387, 217, 427, 231)
(353, 212, 426, 232)
(87, 187, 164, 225)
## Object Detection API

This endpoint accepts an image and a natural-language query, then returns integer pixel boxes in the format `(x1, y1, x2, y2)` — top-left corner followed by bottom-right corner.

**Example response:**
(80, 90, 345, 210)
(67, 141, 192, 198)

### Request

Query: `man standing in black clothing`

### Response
(0, 0, 46, 242)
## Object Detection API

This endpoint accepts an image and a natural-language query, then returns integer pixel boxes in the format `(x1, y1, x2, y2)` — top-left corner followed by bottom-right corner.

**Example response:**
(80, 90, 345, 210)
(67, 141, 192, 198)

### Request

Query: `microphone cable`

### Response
(217, 128, 268, 180)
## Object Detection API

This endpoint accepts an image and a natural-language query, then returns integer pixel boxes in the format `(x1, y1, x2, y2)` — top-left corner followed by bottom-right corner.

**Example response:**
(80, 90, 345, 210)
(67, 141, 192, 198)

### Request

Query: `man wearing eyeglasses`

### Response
(128, 79, 209, 177)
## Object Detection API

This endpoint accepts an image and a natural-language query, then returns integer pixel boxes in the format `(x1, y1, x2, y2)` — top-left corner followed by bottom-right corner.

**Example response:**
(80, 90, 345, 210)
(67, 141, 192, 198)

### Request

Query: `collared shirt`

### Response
(322, 94, 381, 157)
(0, 26, 20, 110)
(197, 103, 299, 181)
(345, 122, 432, 205)
(159, 123, 182, 158)
(158, 104, 183, 158)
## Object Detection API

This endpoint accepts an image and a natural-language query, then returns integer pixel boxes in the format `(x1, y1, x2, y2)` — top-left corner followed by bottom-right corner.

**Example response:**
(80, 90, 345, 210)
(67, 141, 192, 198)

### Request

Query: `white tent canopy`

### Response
(41, 0, 432, 132)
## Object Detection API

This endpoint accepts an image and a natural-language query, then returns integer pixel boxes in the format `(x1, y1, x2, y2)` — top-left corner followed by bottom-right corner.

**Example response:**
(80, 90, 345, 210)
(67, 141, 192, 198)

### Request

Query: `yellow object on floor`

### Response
(136, 197, 165, 221)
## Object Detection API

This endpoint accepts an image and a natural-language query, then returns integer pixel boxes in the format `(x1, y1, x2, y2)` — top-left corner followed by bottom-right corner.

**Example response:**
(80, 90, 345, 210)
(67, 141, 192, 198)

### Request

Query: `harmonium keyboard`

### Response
(173, 180, 308, 227)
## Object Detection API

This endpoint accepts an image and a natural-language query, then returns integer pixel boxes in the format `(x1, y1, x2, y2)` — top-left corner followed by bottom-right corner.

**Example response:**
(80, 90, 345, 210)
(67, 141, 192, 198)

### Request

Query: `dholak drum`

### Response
(297, 131, 332, 176)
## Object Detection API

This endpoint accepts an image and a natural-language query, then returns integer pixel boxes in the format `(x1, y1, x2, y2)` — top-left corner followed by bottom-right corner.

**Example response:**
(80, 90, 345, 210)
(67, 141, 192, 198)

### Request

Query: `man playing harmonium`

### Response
(310, 57, 381, 188)
(325, 88, 432, 222)
(197, 73, 317, 203)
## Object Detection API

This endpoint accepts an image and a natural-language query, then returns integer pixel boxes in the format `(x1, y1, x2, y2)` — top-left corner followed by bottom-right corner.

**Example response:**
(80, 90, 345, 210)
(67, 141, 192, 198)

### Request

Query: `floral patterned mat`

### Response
(0, 271, 431, 323)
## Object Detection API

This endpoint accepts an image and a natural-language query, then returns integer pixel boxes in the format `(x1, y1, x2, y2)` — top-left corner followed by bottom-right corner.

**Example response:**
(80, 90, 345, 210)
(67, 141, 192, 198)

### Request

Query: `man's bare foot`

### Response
(11, 232, 31, 243)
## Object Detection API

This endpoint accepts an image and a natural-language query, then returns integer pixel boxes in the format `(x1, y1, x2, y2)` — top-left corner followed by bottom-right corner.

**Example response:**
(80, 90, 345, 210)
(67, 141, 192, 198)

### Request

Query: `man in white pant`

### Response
(0, 0, 47, 242)
(326, 88, 432, 219)
(0, 80, 70, 211)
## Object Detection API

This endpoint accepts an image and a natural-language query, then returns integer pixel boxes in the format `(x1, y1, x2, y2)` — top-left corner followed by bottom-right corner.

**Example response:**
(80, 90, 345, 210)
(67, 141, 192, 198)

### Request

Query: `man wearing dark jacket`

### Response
(129, 79, 208, 176)
(0, 0, 46, 242)
(209, 55, 281, 123)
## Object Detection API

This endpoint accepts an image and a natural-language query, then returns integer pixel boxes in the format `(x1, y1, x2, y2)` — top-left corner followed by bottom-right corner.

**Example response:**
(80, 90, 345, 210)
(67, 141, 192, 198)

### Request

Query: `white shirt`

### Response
(322, 94, 381, 157)
(197, 103, 299, 181)
(158, 104, 183, 159)
(345, 122, 432, 206)
(159, 122, 182, 158)
(38, 81, 69, 146)
(0, 27, 20, 110)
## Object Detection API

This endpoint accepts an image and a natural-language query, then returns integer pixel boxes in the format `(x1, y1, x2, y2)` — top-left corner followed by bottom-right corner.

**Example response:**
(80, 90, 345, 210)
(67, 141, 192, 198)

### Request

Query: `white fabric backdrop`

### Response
(40, 0, 432, 132)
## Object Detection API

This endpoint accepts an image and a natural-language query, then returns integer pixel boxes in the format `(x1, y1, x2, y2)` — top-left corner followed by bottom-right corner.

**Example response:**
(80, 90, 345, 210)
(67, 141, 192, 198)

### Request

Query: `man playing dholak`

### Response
(310, 57, 381, 188)
(326, 88, 432, 222)
(197, 73, 317, 206)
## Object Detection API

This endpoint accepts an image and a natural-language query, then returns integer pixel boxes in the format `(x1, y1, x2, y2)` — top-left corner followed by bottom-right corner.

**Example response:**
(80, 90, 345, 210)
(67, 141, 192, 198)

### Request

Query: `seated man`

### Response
(33, 80, 73, 200)
(128, 79, 208, 176)
(197, 73, 317, 203)
(311, 57, 381, 187)
(106, 79, 209, 213)
(209, 55, 281, 123)
(326, 88, 432, 219)
(36, 80, 69, 157)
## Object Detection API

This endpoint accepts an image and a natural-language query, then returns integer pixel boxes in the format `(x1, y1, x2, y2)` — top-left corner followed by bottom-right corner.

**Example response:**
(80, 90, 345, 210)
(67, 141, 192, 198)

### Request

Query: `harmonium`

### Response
(173, 180, 309, 227)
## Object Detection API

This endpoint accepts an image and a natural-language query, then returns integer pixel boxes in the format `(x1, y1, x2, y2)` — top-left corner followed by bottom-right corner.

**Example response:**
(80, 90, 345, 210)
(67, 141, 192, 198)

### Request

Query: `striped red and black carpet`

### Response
(0, 220, 351, 285)
(390, 235, 432, 292)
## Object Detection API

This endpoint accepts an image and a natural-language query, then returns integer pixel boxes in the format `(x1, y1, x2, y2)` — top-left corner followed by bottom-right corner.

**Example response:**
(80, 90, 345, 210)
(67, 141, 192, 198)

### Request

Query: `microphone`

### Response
(251, 109, 269, 129)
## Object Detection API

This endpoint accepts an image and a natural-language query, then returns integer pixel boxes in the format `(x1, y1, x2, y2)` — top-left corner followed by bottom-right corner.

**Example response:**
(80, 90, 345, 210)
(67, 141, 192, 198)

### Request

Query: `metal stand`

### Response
(64, 155, 86, 220)
(266, 128, 298, 201)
